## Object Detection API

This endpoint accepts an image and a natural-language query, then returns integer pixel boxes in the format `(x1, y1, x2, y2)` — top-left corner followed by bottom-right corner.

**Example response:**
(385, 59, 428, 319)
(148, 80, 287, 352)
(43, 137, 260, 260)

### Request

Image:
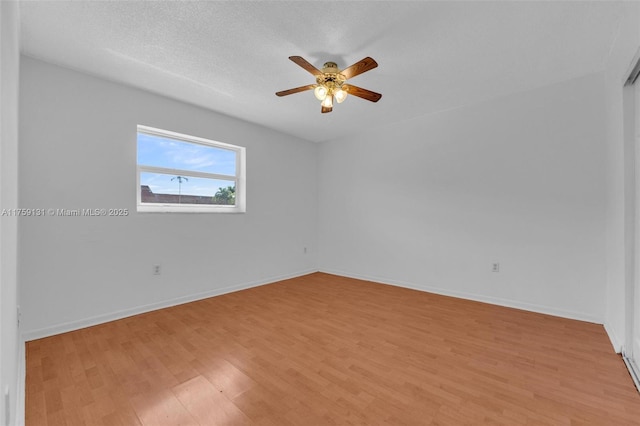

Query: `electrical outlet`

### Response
(303, 247, 308, 254)
(153, 265, 161, 275)
(492, 263, 500, 272)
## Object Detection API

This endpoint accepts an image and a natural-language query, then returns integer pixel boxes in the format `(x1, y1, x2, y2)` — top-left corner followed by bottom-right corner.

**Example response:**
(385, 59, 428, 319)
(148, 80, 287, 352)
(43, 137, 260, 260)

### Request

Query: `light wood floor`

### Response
(26, 273, 640, 425)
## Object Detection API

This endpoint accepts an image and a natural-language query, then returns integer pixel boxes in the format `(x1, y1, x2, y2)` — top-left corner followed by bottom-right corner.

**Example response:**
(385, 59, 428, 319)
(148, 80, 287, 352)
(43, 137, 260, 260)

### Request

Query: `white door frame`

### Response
(623, 55, 640, 391)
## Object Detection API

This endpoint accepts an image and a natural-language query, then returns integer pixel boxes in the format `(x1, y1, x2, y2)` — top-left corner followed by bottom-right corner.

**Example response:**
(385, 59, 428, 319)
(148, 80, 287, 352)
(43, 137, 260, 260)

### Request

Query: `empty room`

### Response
(2, 1, 640, 425)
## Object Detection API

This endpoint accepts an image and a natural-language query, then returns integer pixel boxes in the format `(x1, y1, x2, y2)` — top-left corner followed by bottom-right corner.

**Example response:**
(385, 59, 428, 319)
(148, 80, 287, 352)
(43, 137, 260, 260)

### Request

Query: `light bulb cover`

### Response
(314, 85, 328, 100)
(335, 88, 348, 103)
(321, 95, 333, 108)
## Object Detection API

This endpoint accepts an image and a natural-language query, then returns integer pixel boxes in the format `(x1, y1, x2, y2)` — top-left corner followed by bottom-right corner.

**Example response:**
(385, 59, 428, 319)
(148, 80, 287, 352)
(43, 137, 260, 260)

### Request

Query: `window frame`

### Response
(136, 125, 246, 213)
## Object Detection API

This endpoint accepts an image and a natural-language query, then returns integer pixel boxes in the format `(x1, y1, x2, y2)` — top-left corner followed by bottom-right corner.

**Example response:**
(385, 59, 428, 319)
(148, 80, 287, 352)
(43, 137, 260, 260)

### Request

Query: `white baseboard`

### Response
(22, 269, 317, 341)
(319, 268, 603, 324)
(622, 355, 640, 393)
(604, 322, 623, 353)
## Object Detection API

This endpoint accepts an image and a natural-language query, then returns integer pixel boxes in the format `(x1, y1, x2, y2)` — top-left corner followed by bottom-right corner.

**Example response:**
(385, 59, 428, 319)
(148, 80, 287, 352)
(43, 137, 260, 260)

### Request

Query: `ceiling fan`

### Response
(276, 56, 382, 113)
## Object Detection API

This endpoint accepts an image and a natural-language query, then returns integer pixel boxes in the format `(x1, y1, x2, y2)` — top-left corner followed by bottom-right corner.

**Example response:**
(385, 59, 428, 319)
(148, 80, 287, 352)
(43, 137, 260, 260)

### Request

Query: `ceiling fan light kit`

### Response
(276, 56, 382, 113)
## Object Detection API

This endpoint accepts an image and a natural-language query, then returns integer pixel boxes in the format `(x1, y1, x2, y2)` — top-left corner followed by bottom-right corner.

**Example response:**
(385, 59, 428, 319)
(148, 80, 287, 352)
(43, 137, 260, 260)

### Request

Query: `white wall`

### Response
(19, 57, 318, 339)
(0, 1, 21, 425)
(318, 73, 607, 322)
(603, 3, 640, 352)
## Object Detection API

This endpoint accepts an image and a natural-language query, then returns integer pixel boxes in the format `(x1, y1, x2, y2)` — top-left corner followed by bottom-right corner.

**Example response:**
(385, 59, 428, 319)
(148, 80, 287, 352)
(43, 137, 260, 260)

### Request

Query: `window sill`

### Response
(137, 204, 245, 214)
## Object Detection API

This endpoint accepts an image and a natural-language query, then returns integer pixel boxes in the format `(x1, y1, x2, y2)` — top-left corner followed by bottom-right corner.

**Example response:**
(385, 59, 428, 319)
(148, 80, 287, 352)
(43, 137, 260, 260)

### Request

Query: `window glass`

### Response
(136, 125, 245, 213)
(137, 133, 236, 175)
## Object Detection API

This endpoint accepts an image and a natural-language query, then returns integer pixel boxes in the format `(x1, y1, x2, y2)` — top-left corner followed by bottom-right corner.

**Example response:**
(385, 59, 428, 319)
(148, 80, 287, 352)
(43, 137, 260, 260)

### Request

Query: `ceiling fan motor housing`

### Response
(322, 62, 339, 73)
(317, 62, 346, 90)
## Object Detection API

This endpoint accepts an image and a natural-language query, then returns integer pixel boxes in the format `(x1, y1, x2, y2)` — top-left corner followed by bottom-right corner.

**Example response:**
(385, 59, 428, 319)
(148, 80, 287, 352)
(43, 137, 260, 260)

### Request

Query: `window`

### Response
(137, 125, 246, 213)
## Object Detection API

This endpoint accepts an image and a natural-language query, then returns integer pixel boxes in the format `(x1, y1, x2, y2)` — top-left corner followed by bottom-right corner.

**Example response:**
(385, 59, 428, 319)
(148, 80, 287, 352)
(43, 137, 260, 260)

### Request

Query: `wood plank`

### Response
(129, 389, 198, 426)
(172, 375, 251, 426)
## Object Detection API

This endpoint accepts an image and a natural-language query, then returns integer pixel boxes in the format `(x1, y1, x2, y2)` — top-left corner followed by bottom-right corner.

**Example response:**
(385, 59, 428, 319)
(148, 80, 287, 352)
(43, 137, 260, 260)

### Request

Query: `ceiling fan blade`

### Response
(275, 84, 316, 97)
(289, 56, 323, 77)
(321, 105, 333, 113)
(341, 57, 378, 80)
(345, 85, 382, 103)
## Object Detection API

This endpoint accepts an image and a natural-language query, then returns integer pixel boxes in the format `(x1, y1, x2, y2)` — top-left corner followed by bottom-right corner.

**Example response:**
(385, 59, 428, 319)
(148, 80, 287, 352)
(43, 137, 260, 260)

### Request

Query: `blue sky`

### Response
(138, 132, 236, 196)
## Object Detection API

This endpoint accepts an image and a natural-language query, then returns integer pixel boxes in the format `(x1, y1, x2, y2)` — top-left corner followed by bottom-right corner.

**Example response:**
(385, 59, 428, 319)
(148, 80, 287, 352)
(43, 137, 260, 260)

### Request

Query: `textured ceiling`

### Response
(20, 1, 629, 143)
